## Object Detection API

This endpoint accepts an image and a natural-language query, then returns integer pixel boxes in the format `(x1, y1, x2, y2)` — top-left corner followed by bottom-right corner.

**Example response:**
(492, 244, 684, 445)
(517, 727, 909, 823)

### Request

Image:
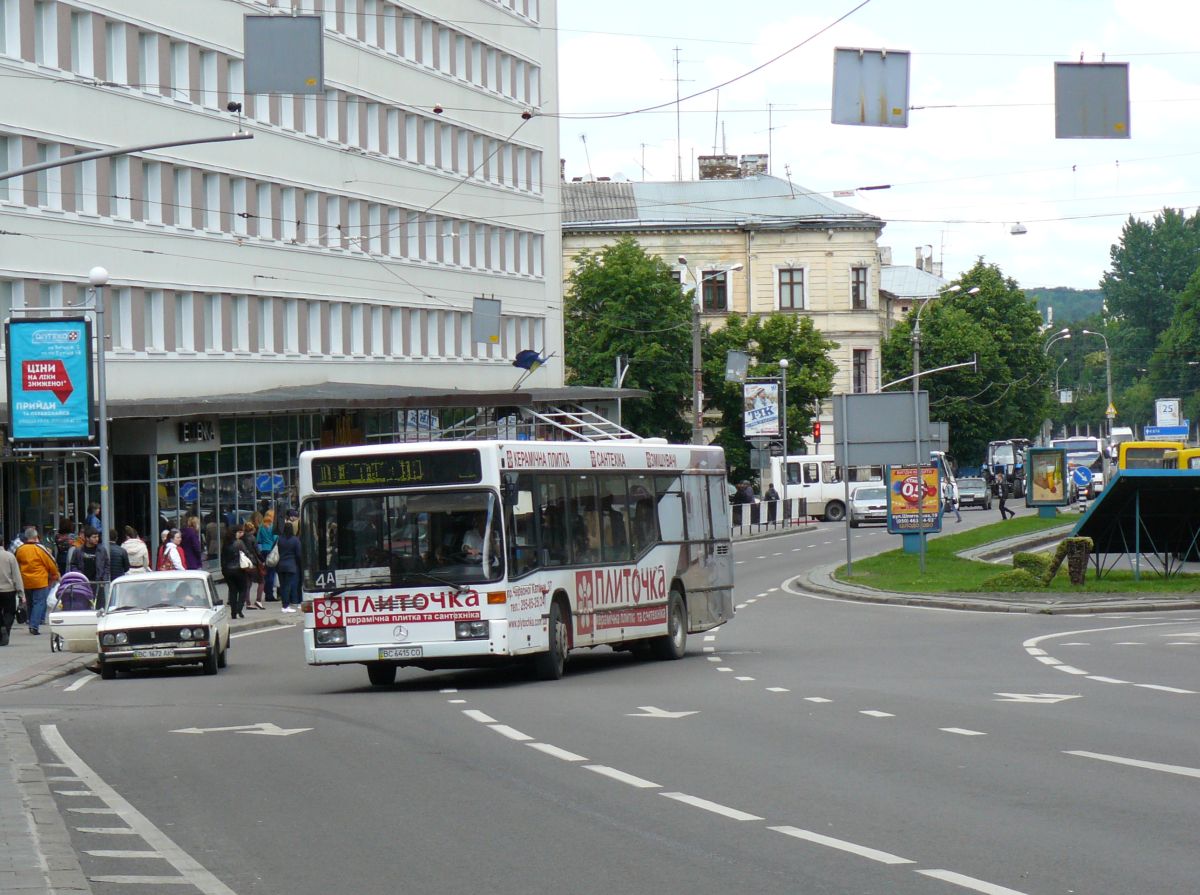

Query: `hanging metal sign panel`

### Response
(5, 317, 94, 443)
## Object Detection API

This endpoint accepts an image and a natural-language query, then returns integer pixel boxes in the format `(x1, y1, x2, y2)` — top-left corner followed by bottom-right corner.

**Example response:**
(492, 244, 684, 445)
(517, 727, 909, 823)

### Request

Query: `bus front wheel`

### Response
(651, 590, 687, 661)
(533, 599, 568, 680)
(824, 501, 846, 522)
(367, 662, 397, 686)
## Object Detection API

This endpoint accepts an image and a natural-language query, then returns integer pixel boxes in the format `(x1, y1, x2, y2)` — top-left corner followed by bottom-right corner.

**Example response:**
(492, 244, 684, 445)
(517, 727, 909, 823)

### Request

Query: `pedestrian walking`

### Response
(764, 483, 780, 525)
(257, 510, 279, 603)
(0, 544, 26, 646)
(53, 518, 76, 575)
(996, 472, 1016, 520)
(68, 526, 112, 610)
(157, 529, 186, 571)
(242, 520, 266, 610)
(221, 525, 252, 619)
(15, 527, 60, 636)
(942, 480, 962, 523)
(181, 516, 204, 570)
(105, 528, 131, 590)
(122, 526, 150, 574)
(275, 522, 302, 613)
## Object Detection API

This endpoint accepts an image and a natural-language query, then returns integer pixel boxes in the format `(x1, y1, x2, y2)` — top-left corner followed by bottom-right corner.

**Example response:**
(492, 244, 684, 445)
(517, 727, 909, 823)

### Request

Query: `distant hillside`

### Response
(1026, 287, 1104, 324)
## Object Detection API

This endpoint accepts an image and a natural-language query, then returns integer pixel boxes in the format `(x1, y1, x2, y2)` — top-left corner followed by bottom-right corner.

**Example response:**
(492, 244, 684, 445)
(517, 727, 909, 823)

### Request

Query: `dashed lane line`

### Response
(1065, 750, 1200, 780)
(661, 793, 762, 821)
(941, 728, 987, 737)
(769, 826, 913, 865)
(917, 868, 1030, 895)
(527, 742, 587, 762)
(585, 765, 660, 788)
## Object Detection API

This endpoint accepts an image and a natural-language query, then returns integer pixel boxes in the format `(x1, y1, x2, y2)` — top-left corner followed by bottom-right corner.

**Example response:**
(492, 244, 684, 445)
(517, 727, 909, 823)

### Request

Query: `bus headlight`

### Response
(455, 621, 489, 640)
(315, 628, 346, 646)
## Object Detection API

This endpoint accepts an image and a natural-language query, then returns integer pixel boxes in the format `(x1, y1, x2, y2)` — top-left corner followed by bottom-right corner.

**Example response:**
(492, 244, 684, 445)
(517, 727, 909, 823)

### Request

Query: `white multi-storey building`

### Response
(0, 0, 565, 543)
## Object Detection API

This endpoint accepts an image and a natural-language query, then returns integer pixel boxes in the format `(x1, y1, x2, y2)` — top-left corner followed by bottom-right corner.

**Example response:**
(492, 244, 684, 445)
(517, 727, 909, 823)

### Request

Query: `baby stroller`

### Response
(48, 571, 100, 654)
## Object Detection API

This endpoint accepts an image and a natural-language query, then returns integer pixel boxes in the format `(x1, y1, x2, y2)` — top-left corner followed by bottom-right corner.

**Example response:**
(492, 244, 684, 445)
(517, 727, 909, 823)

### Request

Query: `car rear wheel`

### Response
(824, 501, 846, 522)
(650, 590, 687, 661)
(99, 661, 116, 680)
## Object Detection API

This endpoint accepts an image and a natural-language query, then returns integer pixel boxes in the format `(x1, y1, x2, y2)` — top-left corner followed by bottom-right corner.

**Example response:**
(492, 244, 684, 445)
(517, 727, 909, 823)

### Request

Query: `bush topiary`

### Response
(980, 568, 1045, 591)
(1013, 551, 1051, 577)
(1043, 536, 1094, 586)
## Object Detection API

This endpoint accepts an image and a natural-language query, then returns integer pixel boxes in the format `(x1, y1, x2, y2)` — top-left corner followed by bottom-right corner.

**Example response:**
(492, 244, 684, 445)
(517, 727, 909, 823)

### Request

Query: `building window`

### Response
(701, 270, 727, 313)
(779, 268, 805, 310)
(35, 144, 61, 209)
(174, 168, 192, 227)
(203, 173, 220, 231)
(284, 299, 299, 353)
(204, 294, 222, 352)
(138, 32, 157, 94)
(79, 158, 97, 215)
(143, 162, 161, 223)
(232, 295, 249, 351)
(851, 266, 868, 310)
(307, 302, 323, 354)
(0, 0, 19, 58)
(853, 349, 870, 394)
(175, 292, 194, 351)
(259, 296, 274, 353)
(113, 288, 133, 350)
(69, 11, 93, 77)
(33, 1, 57, 68)
(169, 41, 188, 102)
(145, 290, 165, 350)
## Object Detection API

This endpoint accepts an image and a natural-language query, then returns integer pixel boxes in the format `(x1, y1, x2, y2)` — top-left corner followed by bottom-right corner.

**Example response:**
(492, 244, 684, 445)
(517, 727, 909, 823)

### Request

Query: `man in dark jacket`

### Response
(68, 527, 111, 597)
(106, 529, 131, 581)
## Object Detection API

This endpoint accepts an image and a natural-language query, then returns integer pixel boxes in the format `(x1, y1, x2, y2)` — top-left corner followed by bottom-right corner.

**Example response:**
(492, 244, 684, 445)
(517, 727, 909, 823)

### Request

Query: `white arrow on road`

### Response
(171, 722, 312, 736)
(626, 706, 698, 719)
(994, 693, 1082, 704)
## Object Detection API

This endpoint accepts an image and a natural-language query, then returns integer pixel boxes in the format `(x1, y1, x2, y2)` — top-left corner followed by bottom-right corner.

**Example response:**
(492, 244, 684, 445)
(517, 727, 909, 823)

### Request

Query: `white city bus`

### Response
(298, 440, 734, 685)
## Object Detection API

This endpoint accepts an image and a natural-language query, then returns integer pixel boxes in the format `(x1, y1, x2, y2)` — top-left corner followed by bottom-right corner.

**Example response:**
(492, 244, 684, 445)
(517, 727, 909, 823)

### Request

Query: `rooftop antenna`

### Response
(767, 103, 773, 175)
(722, 121, 727, 155)
(674, 47, 683, 181)
(580, 133, 593, 181)
(784, 163, 796, 198)
(712, 89, 720, 155)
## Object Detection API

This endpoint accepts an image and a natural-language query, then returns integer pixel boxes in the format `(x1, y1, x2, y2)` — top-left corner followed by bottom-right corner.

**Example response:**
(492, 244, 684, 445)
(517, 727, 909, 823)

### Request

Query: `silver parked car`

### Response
(849, 484, 888, 527)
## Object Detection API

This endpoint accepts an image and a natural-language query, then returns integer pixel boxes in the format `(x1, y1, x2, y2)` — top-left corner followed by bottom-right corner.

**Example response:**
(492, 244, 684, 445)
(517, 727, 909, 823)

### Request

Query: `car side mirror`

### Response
(212, 598, 224, 606)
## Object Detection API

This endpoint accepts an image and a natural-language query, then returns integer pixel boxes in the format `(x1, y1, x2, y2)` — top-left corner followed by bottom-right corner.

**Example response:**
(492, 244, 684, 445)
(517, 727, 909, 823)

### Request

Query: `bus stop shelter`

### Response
(1072, 470, 1200, 579)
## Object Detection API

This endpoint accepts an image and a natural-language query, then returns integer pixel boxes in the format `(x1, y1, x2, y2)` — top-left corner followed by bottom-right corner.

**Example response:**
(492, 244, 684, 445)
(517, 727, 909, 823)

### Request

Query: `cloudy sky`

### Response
(554, 0, 1200, 290)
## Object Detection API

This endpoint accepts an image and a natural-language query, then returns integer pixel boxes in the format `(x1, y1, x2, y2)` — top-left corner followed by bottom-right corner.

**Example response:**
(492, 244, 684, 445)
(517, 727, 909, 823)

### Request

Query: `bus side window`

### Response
(706, 474, 730, 540)
(598, 475, 631, 563)
(505, 473, 539, 579)
(683, 475, 712, 541)
(786, 462, 801, 486)
(629, 474, 658, 556)
(569, 475, 601, 563)
(537, 476, 570, 567)
(803, 463, 819, 485)
(823, 461, 841, 484)
(655, 475, 686, 541)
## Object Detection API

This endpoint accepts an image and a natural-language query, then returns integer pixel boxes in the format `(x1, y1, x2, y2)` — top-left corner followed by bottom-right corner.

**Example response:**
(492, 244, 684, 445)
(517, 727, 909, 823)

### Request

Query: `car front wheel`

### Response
(203, 643, 219, 675)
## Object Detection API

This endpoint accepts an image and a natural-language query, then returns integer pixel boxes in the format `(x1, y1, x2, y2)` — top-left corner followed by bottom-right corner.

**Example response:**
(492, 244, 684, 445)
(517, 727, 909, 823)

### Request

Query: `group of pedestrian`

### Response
(218, 509, 302, 619)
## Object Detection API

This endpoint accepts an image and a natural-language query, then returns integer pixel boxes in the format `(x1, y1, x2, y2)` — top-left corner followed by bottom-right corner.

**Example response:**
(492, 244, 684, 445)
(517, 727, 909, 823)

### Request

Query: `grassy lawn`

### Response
(836, 513, 1200, 593)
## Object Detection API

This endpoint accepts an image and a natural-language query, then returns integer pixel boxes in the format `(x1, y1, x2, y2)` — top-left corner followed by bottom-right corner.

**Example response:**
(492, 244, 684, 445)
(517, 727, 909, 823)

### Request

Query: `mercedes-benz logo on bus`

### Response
(393, 625, 409, 642)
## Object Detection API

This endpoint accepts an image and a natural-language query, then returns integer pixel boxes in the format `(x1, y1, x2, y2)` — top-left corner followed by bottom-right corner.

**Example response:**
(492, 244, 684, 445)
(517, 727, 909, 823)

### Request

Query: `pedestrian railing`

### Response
(729, 498, 811, 539)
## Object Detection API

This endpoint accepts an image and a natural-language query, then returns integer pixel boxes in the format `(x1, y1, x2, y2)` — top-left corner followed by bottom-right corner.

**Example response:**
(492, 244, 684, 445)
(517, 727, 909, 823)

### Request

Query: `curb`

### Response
(0, 614, 301, 691)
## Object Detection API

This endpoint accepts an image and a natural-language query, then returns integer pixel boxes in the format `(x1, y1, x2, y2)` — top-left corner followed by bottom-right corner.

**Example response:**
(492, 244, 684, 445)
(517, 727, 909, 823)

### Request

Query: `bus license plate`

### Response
(379, 646, 422, 659)
(134, 648, 174, 659)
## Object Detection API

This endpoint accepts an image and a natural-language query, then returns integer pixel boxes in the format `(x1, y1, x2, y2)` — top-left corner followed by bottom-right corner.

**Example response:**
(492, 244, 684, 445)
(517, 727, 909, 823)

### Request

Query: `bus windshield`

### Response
(1122, 447, 1170, 469)
(300, 490, 503, 590)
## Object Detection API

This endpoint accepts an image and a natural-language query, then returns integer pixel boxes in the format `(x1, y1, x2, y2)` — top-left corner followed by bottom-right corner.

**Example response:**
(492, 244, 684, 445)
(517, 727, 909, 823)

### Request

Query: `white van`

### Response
(770, 454, 876, 522)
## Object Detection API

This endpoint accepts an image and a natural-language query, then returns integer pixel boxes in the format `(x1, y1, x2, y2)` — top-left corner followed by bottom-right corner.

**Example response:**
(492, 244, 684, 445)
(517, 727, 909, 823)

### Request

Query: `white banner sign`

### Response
(743, 383, 780, 437)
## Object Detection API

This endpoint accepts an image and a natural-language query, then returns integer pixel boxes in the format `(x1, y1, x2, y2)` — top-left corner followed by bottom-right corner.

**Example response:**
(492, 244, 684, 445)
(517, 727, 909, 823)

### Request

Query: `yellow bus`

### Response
(1161, 447, 1200, 469)
(1117, 441, 1186, 470)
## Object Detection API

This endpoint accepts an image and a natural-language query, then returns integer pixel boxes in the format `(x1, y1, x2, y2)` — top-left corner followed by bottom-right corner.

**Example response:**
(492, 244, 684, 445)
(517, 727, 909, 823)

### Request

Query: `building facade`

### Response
(562, 171, 888, 449)
(0, 0, 564, 544)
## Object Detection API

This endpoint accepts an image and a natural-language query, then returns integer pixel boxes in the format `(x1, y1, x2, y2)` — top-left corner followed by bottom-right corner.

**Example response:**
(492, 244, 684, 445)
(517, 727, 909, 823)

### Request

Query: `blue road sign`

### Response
(1144, 423, 1189, 439)
(1071, 466, 1092, 490)
(179, 481, 199, 503)
(256, 473, 286, 493)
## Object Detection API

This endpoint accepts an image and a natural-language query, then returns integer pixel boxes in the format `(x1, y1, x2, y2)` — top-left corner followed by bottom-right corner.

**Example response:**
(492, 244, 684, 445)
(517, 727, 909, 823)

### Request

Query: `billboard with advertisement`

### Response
(743, 383, 779, 437)
(886, 465, 941, 534)
(5, 317, 94, 442)
(1026, 448, 1069, 507)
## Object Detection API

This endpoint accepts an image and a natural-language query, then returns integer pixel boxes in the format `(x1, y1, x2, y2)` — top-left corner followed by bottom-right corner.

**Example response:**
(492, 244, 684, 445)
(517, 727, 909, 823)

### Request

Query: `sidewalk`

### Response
(0, 606, 303, 691)
(797, 524, 1200, 614)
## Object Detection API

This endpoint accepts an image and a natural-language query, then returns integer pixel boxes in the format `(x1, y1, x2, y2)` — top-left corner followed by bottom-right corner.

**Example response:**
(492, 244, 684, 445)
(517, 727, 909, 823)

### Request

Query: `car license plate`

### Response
(379, 646, 422, 659)
(133, 648, 174, 659)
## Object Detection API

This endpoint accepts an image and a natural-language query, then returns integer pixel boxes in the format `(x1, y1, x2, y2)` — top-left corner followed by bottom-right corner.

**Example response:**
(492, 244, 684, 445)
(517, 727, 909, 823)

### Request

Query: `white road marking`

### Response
(703, 635, 716, 642)
(860, 710, 894, 718)
(1167, 642, 1199, 646)
(64, 674, 94, 692)
(68, 807, 117, 815)
(42, 725, 238, 895)
(792, 547, 802, 551)
(1025, 647, 1046, 656)
(527, 743, 587, 762)
(462, 710, 497, 724)
(585, 765, 660, 788)
(746, 598, 758, 604)
(440, 688, 458, 693)
(85, 849, 161, 858)
(1135, 683, 1196, 694)
(940, 728, 987, 736)
(230, 625, 292, 639)
(769, 826, 913, 865)
(772, 552, 783, 556)
(1035, 656, 1061, 665)
(805, 697, 832, 703)
(1060, 642, 1090, 646)
(77, 827, 137, 835)
(756, 555, 766, 559)
(56, 790, 94, 796)
(917, 868, 1031, 894)
(1053, 666, 1089, 675)
(766, 687, 790, 693)
(822, 541, 832, 545)
(707, 656, 722, 662)
(662, 792, 762, 821)
(45, 776, 80, 782)
(703, 646, 715, 653)
(756, 592, 769, 597)
(717, 667, 733, 672)
(89, 876, 191, 885)
(994, 693, 1080, 704)
(1066, 750, 1200, 779)
(768, 587, 779, 593)
(448, 698, 467, 704)
(1115, 641, 1144, 645)
(490, 725, 533, 741)
(735, 560, 745, 564)
(735, 604, 747, 610)
(735, 676, 755, 682)
(1086, 676, 1128, 684)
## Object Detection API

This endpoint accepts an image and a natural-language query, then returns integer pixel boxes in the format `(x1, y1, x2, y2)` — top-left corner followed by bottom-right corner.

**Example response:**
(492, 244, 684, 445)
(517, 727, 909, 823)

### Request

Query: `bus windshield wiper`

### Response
(392, 570, 469, 594)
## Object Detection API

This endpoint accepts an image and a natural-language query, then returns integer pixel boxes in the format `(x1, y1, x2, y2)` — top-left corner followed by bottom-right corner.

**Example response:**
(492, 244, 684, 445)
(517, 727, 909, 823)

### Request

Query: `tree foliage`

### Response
(1148, 267, 1200, 425)
(563, 237, 692, 441)
(701, 314, 838, 482)
(881, 259, 1049, 465)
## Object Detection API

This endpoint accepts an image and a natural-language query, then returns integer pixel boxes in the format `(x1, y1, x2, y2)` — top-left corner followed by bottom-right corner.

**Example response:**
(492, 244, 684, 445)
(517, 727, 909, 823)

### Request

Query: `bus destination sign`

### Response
(312, 450, 482, 491)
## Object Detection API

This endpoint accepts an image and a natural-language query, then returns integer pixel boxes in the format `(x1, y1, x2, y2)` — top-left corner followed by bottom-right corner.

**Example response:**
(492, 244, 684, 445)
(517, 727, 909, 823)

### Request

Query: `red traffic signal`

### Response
(813, 421, 822, 442)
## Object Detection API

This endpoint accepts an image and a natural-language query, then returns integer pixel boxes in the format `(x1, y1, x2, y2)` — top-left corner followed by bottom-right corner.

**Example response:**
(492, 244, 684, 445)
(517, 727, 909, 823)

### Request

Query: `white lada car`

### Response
(96, 571, 231, 679)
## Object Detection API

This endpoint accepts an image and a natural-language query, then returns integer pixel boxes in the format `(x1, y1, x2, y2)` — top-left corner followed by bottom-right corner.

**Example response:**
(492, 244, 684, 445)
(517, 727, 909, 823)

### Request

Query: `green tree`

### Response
(563, 237, 692, 441)
(1100, 208, 1200, 387)
(1148, 267, 1200, 425)
(882, 259, 1049, 466)
(701, 314, 838, 482)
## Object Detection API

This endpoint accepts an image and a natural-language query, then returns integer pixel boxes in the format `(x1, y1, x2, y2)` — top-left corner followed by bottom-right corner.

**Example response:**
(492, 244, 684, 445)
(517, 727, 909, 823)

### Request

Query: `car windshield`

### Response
(1067, 451, 1101, 470)
(960, 479, 985, 491)
(300, 490, 503, 590)
(855, 487, 887, 501)
(107, 578, 210, 611)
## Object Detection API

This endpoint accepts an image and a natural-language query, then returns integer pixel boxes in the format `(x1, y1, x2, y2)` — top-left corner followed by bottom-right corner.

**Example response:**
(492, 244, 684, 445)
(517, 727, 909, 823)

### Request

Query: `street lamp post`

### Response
(778, 358, 789, 470)
(679, 259, 743, 445)
(1080, 328, 1114, 477)
(87, 267, 111, 591)
(1043, 327, 1071, 354)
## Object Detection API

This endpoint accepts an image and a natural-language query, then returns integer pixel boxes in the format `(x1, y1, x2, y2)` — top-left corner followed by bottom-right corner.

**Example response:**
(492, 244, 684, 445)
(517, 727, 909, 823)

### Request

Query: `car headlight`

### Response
(101, 633, 115, 646)
(314, 628, 346, 645)
(455, 620, 489, 640)
(115, 632, 128, 645)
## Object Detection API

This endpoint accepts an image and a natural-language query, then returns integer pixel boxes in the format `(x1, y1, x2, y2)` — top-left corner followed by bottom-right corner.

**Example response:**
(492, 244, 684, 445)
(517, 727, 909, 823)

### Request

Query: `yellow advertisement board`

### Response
(1027, 448, 1069, 507)
(887, 465, 941, 534)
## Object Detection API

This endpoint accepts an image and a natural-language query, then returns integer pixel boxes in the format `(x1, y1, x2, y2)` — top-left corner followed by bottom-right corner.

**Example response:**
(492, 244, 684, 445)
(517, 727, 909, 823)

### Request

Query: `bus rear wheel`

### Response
(367, 662, 397, 686)
(651, 590, 687, 661)
(824, 501, 846, 522)
(533, 599, 568, 680)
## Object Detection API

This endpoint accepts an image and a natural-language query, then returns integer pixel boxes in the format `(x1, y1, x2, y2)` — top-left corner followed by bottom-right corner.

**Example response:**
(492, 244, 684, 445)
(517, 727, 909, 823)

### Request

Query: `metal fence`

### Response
(730, 498, 811, 539)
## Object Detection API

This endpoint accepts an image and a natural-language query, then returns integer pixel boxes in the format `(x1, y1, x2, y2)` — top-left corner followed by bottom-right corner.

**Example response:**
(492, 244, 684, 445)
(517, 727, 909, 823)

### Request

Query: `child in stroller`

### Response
(56, 571, 97, 611)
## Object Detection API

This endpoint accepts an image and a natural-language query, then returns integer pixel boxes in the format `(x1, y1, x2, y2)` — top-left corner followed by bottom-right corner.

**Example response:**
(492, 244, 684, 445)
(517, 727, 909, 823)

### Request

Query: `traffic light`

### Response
(813, 421, 822, 443)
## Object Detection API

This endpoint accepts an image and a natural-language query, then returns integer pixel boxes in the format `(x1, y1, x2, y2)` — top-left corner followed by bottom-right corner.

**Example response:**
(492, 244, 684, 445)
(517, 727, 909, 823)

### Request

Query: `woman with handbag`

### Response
(221, 525, 252, 619)
(0, 543, 25, 646)
(257, 510, 279, 603)
(242, 521, 266, 610)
